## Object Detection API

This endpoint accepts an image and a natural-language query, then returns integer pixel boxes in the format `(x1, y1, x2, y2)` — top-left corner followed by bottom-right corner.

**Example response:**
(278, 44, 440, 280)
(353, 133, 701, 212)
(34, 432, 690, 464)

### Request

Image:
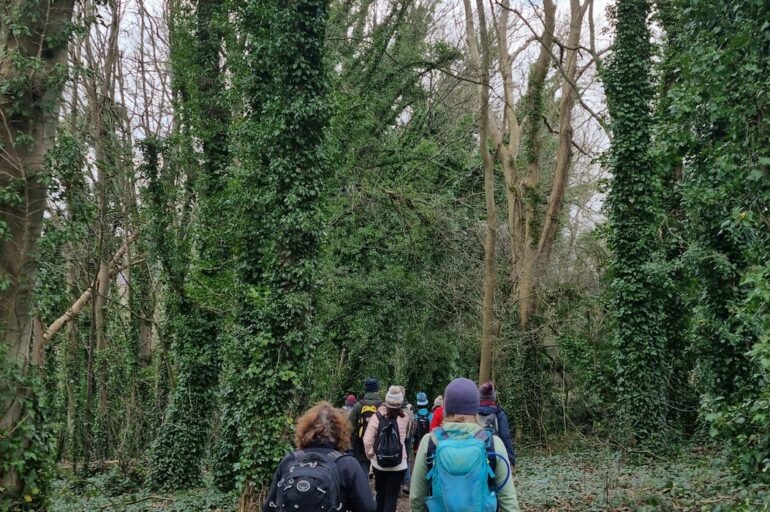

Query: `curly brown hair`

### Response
(295, 401, 352, 452)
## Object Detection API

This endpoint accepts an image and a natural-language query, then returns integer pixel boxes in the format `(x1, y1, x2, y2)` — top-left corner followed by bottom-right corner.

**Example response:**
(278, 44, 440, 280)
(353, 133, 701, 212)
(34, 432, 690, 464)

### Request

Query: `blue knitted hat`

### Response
(364, 378, 380, 393)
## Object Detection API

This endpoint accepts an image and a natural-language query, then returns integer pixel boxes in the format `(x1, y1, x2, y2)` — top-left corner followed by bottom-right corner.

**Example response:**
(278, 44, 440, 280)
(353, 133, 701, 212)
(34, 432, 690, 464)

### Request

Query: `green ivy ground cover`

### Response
(516, 449, 770, 511)
(49, 448, 770, 511)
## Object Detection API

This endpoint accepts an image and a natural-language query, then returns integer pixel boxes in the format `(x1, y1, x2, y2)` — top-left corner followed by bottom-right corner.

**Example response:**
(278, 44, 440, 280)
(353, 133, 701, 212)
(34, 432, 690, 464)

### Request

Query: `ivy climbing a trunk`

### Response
(0, 0, 76, 504)
(604, 0, 669, 446)
(212, 1, 330, 506)
(147, 0, 231, 489)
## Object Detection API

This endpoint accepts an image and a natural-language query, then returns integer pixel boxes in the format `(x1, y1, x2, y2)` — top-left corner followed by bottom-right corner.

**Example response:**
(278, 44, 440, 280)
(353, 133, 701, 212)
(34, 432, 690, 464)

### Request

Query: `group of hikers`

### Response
(263, 377, 520, 512)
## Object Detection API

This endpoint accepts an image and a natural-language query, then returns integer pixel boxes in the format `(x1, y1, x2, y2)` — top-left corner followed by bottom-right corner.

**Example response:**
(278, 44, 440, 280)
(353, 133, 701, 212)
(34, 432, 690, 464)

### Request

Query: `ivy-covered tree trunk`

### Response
(0, 0, 75, 503)
(148, 0, 231, 489)
(660, 0, 769, 479)
(604, 0, 668, 445)
(213, 0, 329, 503)
(652, 0, 698, 434)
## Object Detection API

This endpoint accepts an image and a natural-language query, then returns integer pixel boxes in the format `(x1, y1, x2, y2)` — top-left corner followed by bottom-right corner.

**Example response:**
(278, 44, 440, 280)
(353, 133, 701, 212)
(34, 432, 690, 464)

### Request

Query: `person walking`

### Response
(349, 378, 382, 476)
(410, 378, 520, 512)
(401, 391, 415, 495)
(413, 392, 431, 452)
(342, 394, 356, 415)
(363, 386, 410, 512)
(430, 395, 444, 431)
(478, 381, 517, 467)
(263, 401, 375, 512)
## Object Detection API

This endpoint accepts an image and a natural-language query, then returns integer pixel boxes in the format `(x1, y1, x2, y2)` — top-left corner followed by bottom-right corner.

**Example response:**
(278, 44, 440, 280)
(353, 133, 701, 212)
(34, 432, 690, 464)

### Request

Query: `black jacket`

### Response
(349, 392, 381, 461)
(262, 443, 375, 512)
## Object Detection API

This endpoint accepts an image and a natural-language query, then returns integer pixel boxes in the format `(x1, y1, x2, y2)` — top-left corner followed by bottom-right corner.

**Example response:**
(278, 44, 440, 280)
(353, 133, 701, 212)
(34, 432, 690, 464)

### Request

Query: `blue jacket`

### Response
(478, 404, 516, 465)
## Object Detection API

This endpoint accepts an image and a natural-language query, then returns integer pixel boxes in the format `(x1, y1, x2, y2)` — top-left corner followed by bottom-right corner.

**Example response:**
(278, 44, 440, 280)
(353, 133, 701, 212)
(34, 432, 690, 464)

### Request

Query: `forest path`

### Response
(50, 448, 766, 511)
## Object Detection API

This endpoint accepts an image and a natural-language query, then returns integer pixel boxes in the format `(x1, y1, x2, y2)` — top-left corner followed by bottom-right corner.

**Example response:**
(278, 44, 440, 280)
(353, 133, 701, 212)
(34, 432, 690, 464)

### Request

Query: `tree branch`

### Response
(43, 232, 139, 342)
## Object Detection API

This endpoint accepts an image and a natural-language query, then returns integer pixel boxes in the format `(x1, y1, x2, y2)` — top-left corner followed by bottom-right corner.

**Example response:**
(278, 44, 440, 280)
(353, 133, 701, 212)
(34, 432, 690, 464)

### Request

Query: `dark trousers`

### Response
(373, 468, 406, 512)
(358, 458, 370, 477)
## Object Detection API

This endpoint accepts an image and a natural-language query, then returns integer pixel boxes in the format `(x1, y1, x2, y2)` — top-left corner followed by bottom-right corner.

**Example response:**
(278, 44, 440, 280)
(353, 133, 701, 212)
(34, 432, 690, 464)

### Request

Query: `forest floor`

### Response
(50, 447, 770, 512)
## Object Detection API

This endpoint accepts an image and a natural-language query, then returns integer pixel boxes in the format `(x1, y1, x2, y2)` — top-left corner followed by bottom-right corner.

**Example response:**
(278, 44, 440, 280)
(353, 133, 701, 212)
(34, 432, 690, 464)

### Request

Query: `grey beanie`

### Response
(444, 378, 480, 416)
(384, 385, 404, 409)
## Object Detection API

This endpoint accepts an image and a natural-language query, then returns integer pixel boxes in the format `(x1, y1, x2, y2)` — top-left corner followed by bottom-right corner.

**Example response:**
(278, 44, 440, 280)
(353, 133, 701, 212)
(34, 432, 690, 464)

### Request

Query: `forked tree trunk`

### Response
(515, 0, 588, 443)
(0, 0, 76, 498)
(516, 0, 556, 331)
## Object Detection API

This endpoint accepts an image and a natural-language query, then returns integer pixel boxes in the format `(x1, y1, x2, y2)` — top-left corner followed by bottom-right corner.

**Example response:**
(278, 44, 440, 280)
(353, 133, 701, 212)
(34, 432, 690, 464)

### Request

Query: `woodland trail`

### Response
(50, 448, 770, 511)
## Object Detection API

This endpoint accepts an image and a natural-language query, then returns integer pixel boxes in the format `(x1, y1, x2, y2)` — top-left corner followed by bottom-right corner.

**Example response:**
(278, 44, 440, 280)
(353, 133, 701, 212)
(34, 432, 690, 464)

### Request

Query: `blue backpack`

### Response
(424, 427, 510, 512)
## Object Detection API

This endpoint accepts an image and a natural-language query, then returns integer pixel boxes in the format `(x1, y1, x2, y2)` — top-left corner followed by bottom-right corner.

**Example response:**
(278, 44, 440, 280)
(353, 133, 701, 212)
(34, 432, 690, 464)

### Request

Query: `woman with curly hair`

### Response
(263, 401, 375, 512)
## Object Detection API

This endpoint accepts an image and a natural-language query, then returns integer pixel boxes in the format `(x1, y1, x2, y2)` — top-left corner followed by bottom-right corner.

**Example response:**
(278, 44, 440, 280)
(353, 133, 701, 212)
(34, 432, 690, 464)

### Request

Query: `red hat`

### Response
(345, 394, 356, 406)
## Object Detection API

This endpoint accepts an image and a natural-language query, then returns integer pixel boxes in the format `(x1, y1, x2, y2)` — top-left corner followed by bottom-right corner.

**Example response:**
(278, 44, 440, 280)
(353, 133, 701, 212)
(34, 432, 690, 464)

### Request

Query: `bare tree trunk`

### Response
(494, 0, 525, 292)
(83, 0, 121, 462)
(464, 0, 498, 385)
(0, 0, 76, 498)
(538, 0, 587, 264)
(44, 234, 138, 342)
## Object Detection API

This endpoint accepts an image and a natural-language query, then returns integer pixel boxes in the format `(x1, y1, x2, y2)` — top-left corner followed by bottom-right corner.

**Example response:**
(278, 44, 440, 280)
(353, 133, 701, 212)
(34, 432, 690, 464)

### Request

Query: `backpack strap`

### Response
(425, 435, 437, 497)
(475, 430, 512, 492)
(324, 450, 348, 463)
(425, 427, 449, 483)
(293, 449, 348, 465)
(473, 430, 497, 472)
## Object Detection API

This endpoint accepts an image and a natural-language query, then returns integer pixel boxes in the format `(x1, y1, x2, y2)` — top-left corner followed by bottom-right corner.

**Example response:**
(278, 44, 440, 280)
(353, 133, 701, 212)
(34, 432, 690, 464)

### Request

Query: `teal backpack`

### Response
(424, 427, 510, 512)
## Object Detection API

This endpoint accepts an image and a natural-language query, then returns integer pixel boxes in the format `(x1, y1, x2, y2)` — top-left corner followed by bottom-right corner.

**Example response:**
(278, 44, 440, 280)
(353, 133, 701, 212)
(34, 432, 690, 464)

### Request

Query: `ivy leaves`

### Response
(212, 0, 330, 492)
(604, 0, 672, 446)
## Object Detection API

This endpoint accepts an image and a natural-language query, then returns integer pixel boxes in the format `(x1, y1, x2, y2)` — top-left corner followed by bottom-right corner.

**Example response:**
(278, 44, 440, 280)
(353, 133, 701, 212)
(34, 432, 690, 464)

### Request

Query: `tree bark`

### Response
(43, 234, 139, 342)
(0, 0, 76, 498)
(537, 0, 587, 264)
(83, 0, 121, 462)
(516, 0, 556, 331)
(464, 0, 498, 385)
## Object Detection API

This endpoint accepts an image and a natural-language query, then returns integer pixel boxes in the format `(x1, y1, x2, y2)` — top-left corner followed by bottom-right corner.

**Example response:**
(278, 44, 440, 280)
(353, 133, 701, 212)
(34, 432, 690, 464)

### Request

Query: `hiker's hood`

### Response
(362, 391, 380, 401)
(431, 421, 483, 441)
(479, 403, 499, 414)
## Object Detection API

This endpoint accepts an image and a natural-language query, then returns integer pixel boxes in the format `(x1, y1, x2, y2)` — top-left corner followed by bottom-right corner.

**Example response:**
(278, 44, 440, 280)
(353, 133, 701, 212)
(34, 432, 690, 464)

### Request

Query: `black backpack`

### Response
(269, 450, 345, 512)
(415, 410, 431, 447)
(373, 412, 403, 468)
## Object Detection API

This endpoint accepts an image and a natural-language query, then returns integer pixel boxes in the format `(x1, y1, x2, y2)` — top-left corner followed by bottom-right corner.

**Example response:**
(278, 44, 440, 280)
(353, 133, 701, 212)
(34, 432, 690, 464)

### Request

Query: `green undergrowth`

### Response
(50, 448, 769, 511)
(516, 448, 770, 511)
(49, 469, 234, 512)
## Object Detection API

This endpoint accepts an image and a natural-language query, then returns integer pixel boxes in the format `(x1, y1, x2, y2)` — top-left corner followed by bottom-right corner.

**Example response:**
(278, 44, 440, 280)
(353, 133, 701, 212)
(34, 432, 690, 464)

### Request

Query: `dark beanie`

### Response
(479, 382, 497, 401)
(364, 378, 380, 393)
(444, 378, 480, 416)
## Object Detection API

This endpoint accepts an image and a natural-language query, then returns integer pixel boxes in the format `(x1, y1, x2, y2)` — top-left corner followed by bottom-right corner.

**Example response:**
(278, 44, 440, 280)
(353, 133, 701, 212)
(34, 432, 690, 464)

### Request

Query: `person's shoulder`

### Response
(275, 450, 299, 471)
(490, 435, 509, 454)
(333, 452, 361, 475)
(333, 451, 356, 465)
